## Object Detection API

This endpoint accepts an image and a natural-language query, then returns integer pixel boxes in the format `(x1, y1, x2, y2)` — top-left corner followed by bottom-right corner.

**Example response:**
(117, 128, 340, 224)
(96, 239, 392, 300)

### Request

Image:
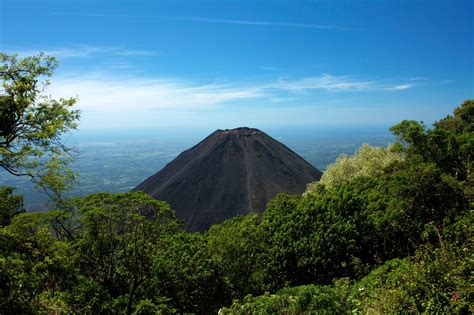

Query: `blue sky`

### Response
(1, 0, 473, 131)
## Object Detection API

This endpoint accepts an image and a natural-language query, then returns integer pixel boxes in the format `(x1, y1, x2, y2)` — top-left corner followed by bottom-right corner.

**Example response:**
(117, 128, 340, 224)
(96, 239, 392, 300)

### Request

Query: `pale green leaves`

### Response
(0, 52, 80, 207)
(306, 144, 404, 194)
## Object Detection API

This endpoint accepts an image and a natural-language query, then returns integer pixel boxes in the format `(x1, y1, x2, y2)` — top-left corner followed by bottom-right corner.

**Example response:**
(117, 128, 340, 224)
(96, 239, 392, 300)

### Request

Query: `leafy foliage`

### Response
(390, 99, 473, 181)
(0, 53, 80, 205)
(153, 231, 227, 313)
(306, 143, 404, 192)
(223, 239, 473, 314)
(0, 186, 24, 226)
(72, 192, 179, 314)
(0, 210, 76, 313)
(351, 242, 473, 314)
(219, 280, 352, 314)
(207, 213, 263, 297)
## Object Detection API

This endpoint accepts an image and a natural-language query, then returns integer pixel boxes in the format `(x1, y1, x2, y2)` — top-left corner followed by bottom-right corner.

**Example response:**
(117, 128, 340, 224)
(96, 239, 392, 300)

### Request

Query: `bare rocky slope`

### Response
(134, 127, 322, 231)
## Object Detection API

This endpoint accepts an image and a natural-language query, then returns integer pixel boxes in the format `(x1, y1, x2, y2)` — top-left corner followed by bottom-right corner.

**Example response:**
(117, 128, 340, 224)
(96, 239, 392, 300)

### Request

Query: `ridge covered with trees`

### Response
(1, 54, 472, 313)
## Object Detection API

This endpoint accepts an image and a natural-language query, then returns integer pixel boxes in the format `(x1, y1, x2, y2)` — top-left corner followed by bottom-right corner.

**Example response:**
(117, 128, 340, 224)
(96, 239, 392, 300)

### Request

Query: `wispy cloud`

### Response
(48, 73, 415, 115)
(160, 16, 354, 30)
(264, 104, 369, 113)
(266, 74, 415, 92)
(271, 74, 376, 92)
(48, 75, 264, 113)
(385, 84, 413, 91)
(51, 12, 354, 31)
(10, 45, 160, 59)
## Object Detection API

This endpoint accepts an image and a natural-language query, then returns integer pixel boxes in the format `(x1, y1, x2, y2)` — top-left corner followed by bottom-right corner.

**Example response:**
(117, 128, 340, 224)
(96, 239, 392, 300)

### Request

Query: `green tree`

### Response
(153, 231, 227, 313)
(258, 190, 371, 290)
(206, 213, 263, 298)
(72, 192, 179, 314)
(0, 53, 80, 205)
(305, 144, 404, 193)
(0, 186, 24, 226)
(0, 211, 76, 314)
(220, 280, 352, 314)
(390, 100, 473, 181)
(351, 241, 473, 314)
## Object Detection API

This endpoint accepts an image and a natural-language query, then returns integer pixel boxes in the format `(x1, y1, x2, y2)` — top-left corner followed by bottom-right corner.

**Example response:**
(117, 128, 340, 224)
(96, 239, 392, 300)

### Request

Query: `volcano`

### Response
(134, 127, 322, 231)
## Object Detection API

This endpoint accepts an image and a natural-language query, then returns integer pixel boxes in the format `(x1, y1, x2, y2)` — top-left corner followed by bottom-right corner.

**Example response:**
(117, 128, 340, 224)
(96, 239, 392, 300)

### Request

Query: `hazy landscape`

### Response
(1, 128, 393, 209)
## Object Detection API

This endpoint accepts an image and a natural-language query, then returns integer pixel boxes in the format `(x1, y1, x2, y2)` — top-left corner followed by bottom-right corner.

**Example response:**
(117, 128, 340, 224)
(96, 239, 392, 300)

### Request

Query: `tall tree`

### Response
(390, 100, 473, 181)
(0, 53, 80, 205)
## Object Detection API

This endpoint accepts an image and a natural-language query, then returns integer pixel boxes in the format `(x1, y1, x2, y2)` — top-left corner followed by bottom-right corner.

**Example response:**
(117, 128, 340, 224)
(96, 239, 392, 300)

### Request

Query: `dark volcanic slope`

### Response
(134, 127, 322, 231)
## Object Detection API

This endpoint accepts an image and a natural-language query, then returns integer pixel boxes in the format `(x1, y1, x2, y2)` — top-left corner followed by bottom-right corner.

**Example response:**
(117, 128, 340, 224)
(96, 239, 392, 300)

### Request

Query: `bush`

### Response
(219, 280, 352, 314)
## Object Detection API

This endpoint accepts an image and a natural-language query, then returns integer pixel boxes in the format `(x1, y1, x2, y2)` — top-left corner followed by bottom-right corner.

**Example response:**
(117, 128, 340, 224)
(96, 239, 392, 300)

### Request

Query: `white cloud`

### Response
(386, 84, 413, 91)
(270, 75, 418, 92)
(270, 74, 376, 92)
(48, 75, 264, 113)
(46, 73, 415, 115)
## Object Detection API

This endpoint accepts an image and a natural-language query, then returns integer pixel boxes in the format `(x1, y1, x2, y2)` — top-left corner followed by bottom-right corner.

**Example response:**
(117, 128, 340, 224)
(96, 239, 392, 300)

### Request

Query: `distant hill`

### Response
(134, 127, 322, 231)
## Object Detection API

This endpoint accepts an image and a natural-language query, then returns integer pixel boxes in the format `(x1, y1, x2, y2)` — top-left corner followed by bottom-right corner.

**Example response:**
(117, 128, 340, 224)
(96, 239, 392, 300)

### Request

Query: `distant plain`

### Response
(1, 127, 393, 210)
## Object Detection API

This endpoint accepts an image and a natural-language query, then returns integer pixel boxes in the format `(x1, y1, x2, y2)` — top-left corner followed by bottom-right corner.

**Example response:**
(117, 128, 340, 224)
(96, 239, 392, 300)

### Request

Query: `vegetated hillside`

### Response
(1, 101, 472, 314)
(134, 127, 322, 231)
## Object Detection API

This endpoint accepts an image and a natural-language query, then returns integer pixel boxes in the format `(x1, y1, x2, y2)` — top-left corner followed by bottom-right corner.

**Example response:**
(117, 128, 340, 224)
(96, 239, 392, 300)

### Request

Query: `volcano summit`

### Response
(134, 127, 322, 231)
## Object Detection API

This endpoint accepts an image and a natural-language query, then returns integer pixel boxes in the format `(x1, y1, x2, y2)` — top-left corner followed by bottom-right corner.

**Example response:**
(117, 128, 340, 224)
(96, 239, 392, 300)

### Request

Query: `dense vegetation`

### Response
(1, 54, 472, 313)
